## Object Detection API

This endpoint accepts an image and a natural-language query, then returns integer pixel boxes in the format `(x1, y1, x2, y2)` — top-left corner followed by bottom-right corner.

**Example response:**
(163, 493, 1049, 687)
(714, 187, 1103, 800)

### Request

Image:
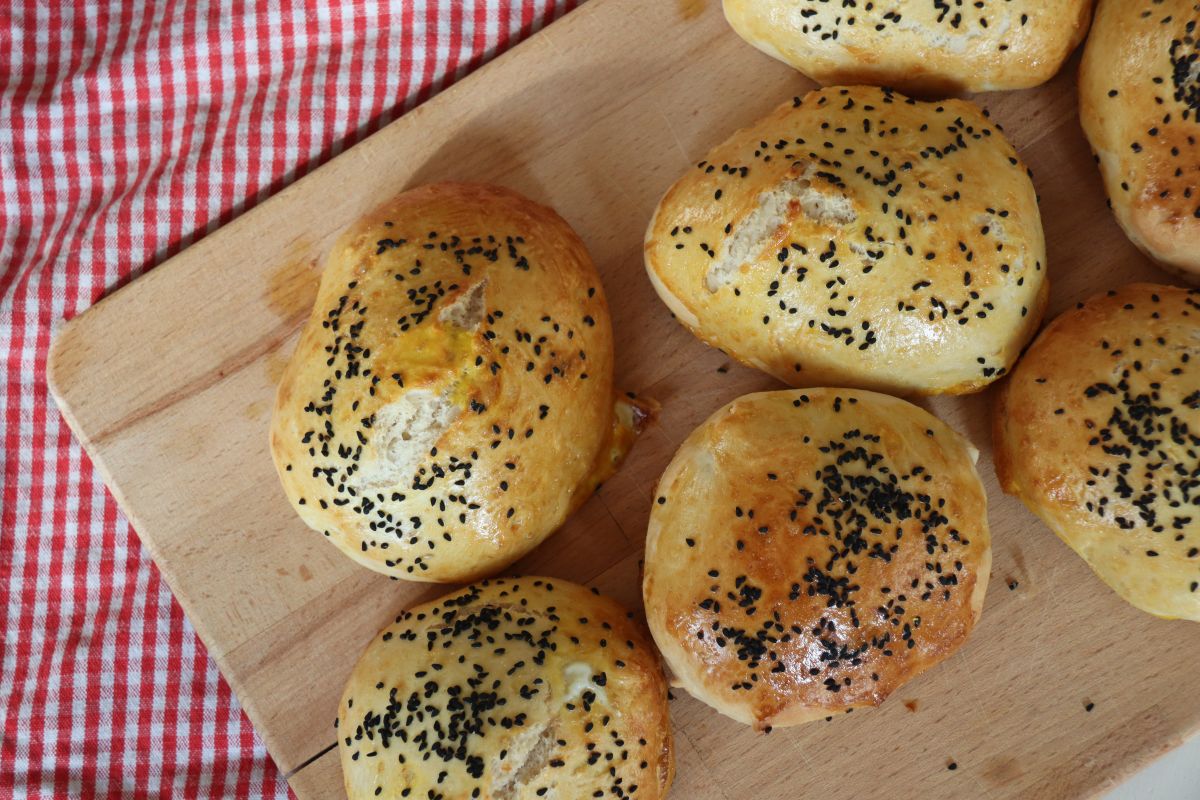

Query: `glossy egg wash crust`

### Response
(645, 86, 1048, 397)
(995, 284, 1200, 621)
(723, 0, 1094, 94)
(338, 577, 674, 800)
(643, 389, 991, 730)
(271, 183, 627, 583)
(1081, 0, 1200, 281)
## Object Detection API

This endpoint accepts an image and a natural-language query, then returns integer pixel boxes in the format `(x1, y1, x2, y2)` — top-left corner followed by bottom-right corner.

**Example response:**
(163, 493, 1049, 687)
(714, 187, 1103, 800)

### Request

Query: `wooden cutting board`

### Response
(47, 0, 1200, 797)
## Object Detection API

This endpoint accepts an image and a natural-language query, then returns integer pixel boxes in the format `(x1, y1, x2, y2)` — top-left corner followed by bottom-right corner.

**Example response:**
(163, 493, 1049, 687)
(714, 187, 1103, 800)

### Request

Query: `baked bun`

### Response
(271, 183, 635, 583)
(723, 0, 1093, 94)
(994, 284, 1200, 621)
(643, 389, 991, 730)
(645, 86, 1048, 396)
(338, 577, 674, 799)
(1080, 0, 1200, 282)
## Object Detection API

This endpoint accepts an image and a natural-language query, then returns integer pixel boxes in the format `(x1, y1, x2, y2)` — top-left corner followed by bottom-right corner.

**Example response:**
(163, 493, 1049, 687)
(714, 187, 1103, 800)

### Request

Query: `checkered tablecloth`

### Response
(0, 2, 576, 796)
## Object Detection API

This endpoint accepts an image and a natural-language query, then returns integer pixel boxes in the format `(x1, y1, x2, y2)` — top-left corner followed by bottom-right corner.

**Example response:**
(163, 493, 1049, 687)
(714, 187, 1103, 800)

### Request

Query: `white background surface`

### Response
(1105, 735, 1200, 799)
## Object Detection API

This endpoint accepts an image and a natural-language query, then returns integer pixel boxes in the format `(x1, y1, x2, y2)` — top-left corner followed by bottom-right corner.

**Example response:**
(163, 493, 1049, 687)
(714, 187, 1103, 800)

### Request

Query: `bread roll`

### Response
(994, 284, 1200, 621)
(1080, 0, 1200, 282)
(339, 577, 674, 799)
(645, 86, 1048, 396)
(643, 389, 991, 730)
(723, 0, 1093, 94)
(271, 183, 638, 583)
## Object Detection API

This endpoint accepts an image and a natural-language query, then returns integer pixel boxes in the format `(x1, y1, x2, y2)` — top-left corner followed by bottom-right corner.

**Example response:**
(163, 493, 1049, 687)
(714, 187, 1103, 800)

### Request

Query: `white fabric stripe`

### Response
(29, 0, 77, 282)
(42, 264, 69, 796)
(0, 0, 29, 743)
(10, 4, 55, 791)
(255, 0, 284, 207)
(406, 0, 427, 112)
(282, 0, 309, 175)
(77, 5, 125, 793)
(39, 6, 112, 782)
(126, 0, 170, 272)
(431, 0, 450, 97)
(358, 1, 380, 137)
(87, 18, 124, 795)
(374, 0, 402, 131)
(149, 0, 192, 265)
(199, 0, 235, 237)
(121, 1, 155, 279)
(119, 524, 149, 785)
(64, 308, 88, 800)
(332, 0, 355, 158)
(486, 0, 500, 55)
(194, 646, 217, 797)
(3, 1, 44, 280)
(172, 612, 194, 795)
(55, 5, 123, 304)
(142, 8, 179, 793)
(311, 1, 333, 165)
(448, 0, 467, 85)
(172, 0, 212, 252)
(111, 16, 156, 791)
(229, 1, 257, 221)
(33, 1, 100, 304)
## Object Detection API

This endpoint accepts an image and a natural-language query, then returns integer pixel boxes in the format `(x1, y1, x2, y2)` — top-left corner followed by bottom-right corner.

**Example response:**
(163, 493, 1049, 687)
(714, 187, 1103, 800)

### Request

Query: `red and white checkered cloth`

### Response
(0, 2, 577, 796)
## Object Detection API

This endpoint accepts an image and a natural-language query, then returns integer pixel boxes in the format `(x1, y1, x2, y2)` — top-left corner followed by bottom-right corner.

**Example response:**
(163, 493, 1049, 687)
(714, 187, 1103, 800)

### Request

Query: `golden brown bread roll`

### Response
(271, 183, 637, 583)
(643, 389, 991, 730)
(1080, 0, 1200, 282)
(338, 577, 674, 799)
(723, 0, 1094, 94)
(994, 284, 1200, 621)
(645, 86, 1048, 396)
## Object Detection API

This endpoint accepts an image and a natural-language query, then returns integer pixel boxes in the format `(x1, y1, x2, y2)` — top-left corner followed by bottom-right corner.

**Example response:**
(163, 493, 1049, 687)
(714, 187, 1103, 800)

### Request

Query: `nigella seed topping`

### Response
(272, 186, 620, 581)
(646, 389, 989, 728)
(1000, 285, 1200, 616)
(339, 579, 670, 797)
(648, 86, 1043, 395)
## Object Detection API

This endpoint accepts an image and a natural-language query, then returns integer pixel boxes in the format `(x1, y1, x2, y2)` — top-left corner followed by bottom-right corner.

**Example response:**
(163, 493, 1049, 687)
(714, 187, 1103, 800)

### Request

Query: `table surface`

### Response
(1106, 738, 1200, 800)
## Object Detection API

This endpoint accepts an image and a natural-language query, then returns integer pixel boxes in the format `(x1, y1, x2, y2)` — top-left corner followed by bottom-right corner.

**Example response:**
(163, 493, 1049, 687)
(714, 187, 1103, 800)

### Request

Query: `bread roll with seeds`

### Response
(643, 389, 991, 730)
(645, 86, 1048, 396)
(339, 577, 674, 800)
(271, 183, 639, 583)
(723, 0, 1093, 94)
(994, 284, 1200, 621)
(1080, 0, 1200, 281)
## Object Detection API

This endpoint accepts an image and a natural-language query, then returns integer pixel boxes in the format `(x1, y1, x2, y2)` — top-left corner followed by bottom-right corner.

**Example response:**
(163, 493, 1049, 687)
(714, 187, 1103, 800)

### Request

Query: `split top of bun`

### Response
(271, 183, 623, 583)
(645, 86, 1047, 396)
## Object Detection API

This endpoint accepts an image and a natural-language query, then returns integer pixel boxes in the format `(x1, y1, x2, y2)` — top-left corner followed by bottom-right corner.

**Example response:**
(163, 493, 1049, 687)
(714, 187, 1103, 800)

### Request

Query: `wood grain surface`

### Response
(47, 0, 1200, 797)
